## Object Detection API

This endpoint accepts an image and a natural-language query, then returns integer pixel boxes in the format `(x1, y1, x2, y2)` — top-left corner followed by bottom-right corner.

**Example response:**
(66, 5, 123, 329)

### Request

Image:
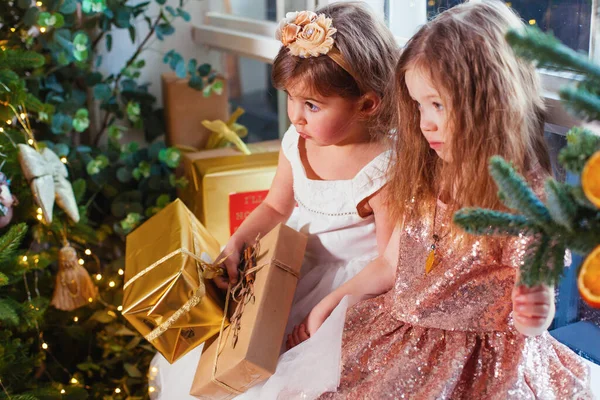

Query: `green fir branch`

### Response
(453, 208, 539, 236)
(549, 241, 567, 286)
(0, 299, 19, 326)
(489, 156, 552, 225)
(544, 180, 577, 231)
(0, 49, 45, 71)
(0, 224, 27, 266)
(560, 86, 600, 121)
(558, 127, 600, 174)
(519, 235, 549, 286)
(506, 27, 600, 79)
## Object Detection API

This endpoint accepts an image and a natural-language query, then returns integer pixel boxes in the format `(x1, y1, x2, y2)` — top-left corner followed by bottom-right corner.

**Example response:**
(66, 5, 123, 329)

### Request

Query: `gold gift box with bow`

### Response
(190, 223, 307, 399)
(178, 141, 280, 244)
(122, 199, 225, 364)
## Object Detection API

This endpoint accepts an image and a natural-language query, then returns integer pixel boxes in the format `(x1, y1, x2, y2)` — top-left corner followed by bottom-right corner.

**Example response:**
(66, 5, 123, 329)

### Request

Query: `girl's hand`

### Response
(286, 297, 337, 349)
(512, 284, 555, 337)
(213, 237, 243, 290)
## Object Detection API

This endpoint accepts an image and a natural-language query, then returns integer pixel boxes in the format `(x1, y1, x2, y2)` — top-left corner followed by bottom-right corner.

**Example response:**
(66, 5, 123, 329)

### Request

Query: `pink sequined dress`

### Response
(321, 189, 592, 399)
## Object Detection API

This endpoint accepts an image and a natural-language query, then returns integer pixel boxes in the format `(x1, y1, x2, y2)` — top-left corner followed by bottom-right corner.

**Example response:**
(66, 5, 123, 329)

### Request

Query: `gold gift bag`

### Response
(122, 199, 226, 363)
(161, 73, 229, 150)
(190, 223, 307, 399)
(178, 141, 280, 244)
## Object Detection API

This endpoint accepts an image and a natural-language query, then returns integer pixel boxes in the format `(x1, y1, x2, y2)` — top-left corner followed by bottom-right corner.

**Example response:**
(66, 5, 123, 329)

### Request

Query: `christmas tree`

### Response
(0, 1, 216, 398)
(454, 27, 600, 308)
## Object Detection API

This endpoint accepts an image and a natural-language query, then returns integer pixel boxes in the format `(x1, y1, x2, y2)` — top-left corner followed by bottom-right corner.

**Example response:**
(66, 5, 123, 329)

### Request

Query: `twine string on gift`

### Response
(210, 237, 300, 394)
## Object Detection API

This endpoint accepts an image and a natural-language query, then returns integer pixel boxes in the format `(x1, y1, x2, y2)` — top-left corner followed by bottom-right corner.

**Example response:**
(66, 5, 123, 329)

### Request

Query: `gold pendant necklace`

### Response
(425, 234, 440, 274)
(425, 198, 447, 274)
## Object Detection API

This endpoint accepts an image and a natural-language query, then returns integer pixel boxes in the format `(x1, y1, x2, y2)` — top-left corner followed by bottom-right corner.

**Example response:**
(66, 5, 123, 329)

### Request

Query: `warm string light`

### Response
(60, 156, 67, 164)
(22, 255, 27, 262)
(40, 27, 46, 33)
(73, 316, 78, 322)
(109, 281, 116, 288)
(36, 0, 42, 5)
(70, 377, 78, 384)
(41, 342, 48, 349)
(60, 389, 66, 394)
(117, 305, 123, 311)
(28, 139, 34, 145)
(78, 258, 84, 265)
(118, 269, 124, 275)
(96, 273, 102, 281)
(115, 388, 121, 394)
(85, 249, 91, 255)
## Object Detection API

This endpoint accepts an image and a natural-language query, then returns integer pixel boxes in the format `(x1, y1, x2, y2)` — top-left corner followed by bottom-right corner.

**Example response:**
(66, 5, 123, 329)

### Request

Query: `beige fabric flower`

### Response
(276, 11, 298, 42)
(293, 11, 317, 26)
(281, 24, 301, 46)
(287, 14, 336, 58)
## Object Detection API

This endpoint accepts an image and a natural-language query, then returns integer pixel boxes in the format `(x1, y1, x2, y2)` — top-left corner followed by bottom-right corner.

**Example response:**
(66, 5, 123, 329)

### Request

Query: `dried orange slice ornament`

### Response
(578, 245, 600, 309)
(582, 150, 600, 208)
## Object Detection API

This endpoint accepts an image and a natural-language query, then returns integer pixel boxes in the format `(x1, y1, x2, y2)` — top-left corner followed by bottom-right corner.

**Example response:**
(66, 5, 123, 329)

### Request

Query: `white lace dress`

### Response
(149, 125, 391, 400)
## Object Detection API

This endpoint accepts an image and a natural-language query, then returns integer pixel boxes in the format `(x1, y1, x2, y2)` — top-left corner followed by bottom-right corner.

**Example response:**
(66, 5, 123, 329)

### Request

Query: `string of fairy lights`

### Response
(2, 11, 132, 397)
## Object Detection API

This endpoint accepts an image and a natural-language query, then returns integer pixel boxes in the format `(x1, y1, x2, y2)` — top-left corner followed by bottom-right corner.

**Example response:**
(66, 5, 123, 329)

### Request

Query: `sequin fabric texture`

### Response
(320, 173, 592, 400)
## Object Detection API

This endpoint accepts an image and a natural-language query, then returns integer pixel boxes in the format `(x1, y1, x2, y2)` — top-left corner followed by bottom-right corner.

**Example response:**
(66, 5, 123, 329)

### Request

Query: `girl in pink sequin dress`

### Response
(291, 1, 592, 398)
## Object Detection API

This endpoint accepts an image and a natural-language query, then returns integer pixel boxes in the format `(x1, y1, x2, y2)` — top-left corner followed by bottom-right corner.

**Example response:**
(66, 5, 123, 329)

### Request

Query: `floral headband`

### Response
(276, 11, 357, 81)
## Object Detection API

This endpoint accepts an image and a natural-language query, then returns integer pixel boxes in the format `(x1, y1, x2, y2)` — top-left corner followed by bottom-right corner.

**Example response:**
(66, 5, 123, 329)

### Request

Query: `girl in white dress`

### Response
(149, 3, 398, 399)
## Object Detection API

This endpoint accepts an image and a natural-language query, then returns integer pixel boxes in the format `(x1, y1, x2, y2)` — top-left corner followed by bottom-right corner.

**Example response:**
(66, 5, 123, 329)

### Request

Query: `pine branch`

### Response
(0, 299, 19, 326)
(549, 241, 567, 285)
(565, 230, 600, 256)
(545, 180, 577, 231)
(506, 27, 600, 79)
(0, 49, 45, 71)
(489, 156, 552, 225)
(0, 272, 8, 287)
(453, 208, 539, 236)
(560, 86, 600, 121)
(520, 235, 549, 286)
(558, 127, 600, 173)
(0, 223, 27, 266)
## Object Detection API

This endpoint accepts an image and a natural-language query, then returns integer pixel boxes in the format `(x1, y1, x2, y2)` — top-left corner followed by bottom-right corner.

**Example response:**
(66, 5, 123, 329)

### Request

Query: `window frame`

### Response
(192, 0, 598, 134)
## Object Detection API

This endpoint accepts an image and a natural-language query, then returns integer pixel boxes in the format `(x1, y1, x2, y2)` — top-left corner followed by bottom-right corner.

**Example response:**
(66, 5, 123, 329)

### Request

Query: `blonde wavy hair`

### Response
(387, 0, 551, 223)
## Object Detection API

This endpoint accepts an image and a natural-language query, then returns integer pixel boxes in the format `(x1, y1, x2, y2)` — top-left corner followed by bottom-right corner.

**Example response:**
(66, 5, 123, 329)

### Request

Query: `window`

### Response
(196, 0, 596, 136)
(423, 1, 593, 53)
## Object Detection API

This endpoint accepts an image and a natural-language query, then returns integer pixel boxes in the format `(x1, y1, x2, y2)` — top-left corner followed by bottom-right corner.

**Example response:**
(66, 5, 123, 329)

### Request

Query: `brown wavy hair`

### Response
(271, 2, 398, 139)
(387, 0, 550, 223)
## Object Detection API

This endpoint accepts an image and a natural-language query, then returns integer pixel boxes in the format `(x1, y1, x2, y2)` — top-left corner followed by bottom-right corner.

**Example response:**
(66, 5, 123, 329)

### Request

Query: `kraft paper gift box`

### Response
(162, 72, 229, 150)
(122, 199, 227, 363)
(178, 141, 280, 244)
(190, 223, 307, 399)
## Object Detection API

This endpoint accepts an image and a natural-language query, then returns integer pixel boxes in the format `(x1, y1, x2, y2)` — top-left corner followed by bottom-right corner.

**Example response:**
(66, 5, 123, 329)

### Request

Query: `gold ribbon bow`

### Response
(18, 144, 80, 224)
(203, 107, 251, 155)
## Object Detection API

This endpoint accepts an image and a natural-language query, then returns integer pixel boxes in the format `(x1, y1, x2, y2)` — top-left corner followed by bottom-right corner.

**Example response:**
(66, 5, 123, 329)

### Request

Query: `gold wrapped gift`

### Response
(178, 141, 280, 244)
(190, 223, 307, 399)
(123, 199, 226, 364)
